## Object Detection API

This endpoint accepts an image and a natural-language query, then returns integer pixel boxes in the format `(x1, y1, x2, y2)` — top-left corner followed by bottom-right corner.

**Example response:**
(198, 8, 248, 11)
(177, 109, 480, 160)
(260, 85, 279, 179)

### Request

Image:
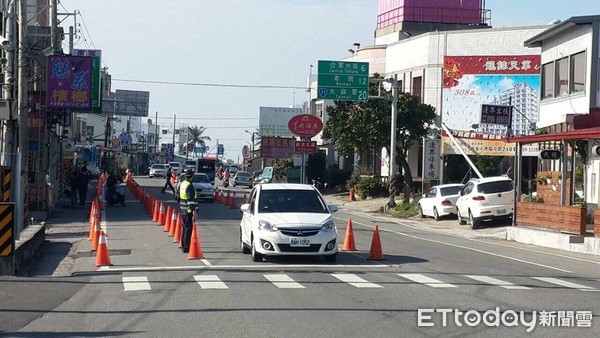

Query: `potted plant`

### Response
(557, 173, 562, 185)
(544, 173, 553, 184)
(536, 175, 546, 185)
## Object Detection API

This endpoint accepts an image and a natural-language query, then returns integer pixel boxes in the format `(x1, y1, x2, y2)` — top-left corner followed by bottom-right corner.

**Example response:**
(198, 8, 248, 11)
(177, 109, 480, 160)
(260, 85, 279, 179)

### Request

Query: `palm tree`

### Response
(187, 125, 211, 154)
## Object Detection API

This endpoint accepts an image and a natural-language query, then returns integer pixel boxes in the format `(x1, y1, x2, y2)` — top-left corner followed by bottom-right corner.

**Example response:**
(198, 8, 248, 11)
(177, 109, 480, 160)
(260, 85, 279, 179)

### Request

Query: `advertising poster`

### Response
(260, 137, 295, 159)
(47, 55, 93, 109)
(442, 55, 541, 156)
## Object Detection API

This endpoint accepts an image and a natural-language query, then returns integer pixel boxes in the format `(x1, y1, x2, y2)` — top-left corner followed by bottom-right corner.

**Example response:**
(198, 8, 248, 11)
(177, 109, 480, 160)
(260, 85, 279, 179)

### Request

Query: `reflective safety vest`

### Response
(179, 180, 198, 213)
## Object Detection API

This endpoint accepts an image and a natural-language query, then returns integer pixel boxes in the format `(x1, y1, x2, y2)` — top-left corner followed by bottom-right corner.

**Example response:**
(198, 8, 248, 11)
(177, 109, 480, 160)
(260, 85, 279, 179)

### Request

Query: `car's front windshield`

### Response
(258, 189, 328, 213)
(192, 175, 210, 183)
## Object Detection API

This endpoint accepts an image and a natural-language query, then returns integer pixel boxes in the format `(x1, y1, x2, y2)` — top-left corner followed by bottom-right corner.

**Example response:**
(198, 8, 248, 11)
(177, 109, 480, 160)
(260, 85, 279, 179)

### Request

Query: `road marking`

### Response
(122, 276, 151, 291)
(398, 273, 457, 288)
(335, 217, 572, 273)
(96, 264, 392, 273)
(194, 275, 228, 289)
(201, 259, 212, 266)
(264, 274, 305, 289)
(532, 277, 594, 291)
(464, 275, 530, 290)
(331, 273, 382, 288)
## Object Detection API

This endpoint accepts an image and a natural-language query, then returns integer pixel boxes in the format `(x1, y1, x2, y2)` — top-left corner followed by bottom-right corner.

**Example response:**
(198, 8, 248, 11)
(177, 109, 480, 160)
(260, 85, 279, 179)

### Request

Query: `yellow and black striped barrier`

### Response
(1, 167, 10, 202)
(0, 203, 14, 257)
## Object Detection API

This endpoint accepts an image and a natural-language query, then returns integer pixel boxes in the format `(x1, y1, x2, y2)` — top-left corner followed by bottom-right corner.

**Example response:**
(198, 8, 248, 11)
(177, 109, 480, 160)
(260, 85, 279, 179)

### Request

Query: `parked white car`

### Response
(417, 183, 465, 221)
(240, 183, 338, 262)
(455, 176, 514, 229)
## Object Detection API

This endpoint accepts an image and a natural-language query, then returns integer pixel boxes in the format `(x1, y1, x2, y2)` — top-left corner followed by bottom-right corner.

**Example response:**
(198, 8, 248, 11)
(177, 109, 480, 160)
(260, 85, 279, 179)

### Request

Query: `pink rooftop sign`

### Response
(377, 0, 484, 29)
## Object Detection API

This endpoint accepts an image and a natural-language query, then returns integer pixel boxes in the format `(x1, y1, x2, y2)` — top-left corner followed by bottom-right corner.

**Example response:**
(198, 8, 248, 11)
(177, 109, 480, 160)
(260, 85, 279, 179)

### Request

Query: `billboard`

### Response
(102, 90, 150, 116)
(259, 107, 302, 137)
(47, 55, 93, 109)
(442, 55, 541, 156)
(260, 137, 295, 159)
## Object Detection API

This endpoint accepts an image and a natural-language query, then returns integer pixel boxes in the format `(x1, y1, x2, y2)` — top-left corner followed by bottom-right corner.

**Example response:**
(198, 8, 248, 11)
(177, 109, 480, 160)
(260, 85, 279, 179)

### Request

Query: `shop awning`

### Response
(507, 127, 600, 144)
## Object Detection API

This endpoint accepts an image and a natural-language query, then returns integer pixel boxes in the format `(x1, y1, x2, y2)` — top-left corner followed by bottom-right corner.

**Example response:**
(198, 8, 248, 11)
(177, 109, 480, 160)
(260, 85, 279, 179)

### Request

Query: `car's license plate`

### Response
(496, 209, 506, 214)
(290, 238, 310, 247)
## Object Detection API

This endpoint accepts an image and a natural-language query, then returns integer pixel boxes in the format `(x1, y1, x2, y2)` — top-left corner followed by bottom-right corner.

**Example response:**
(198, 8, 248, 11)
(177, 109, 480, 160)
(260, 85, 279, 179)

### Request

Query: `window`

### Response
(542, 63, 554, 99)
(440, 186, 463, 196)
(570, 51, 586, 93)
(477, 181, 513, 194)
(556, 57, 569, 96)
(412, 76, 422, 102)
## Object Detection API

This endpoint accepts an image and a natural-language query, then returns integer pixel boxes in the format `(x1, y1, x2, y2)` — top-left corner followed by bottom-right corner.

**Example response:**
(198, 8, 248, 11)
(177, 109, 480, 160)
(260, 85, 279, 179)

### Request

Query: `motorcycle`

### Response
(107, 184, 126, 207)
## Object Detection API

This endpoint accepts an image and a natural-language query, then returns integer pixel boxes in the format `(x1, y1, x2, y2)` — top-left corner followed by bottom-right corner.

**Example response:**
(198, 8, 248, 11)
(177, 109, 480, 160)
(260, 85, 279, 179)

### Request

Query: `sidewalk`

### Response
(323, 193, 600, 255)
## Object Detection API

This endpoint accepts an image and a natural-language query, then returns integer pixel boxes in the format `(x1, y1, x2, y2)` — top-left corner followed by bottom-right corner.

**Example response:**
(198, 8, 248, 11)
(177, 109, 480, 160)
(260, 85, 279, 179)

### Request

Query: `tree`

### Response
(323, 85, 436, 195)
(187, 126, 211, 153)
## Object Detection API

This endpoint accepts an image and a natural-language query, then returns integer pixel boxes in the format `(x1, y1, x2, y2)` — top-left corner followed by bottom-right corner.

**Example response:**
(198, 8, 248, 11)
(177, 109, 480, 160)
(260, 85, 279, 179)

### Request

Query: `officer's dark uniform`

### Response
(178, 169, 198, 253)
(162, 165, 176, 195)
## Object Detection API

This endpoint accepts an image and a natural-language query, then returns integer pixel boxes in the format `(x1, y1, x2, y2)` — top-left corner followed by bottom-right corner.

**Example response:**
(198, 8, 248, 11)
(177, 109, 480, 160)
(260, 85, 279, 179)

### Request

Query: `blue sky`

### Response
(59, 0, 600, 161)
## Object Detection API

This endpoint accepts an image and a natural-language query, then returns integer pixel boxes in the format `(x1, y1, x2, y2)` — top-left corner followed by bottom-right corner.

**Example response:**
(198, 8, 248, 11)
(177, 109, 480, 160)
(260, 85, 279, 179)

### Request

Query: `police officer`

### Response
(178, 169, 198, 253)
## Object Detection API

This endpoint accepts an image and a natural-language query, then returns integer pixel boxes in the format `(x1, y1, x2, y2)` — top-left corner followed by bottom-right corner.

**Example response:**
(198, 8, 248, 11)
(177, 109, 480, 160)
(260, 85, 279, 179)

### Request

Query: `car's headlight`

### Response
(321, 220, 336, 232)
(258, 220, 278, 232)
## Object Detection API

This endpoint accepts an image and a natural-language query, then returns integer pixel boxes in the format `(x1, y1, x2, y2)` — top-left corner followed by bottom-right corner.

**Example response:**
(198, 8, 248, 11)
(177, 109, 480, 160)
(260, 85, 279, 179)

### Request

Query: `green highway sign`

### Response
(317, 60, 369, 101)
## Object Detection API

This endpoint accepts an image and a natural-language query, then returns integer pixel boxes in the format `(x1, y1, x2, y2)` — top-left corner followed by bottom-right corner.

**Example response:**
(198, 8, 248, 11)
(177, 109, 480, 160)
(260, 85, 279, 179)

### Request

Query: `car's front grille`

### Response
(277, 244, 322, 252)
(280, 228, 320, 237)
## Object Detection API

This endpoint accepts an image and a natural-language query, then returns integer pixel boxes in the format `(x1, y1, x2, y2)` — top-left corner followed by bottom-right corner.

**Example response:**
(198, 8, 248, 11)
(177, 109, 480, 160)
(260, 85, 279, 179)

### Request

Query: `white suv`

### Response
(455, 176, 514, 229)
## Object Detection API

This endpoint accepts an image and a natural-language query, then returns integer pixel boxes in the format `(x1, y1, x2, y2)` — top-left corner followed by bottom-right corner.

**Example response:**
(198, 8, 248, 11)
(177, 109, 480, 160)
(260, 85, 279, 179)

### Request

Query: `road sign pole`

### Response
(387, 74, 398, 209)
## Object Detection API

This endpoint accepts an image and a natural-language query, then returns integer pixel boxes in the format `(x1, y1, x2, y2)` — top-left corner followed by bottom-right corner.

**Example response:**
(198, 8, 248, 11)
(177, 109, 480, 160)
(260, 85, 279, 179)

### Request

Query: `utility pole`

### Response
(154, 111, 158, 157)
(387, 74, 398, 209)
(172, 114, 176, 161)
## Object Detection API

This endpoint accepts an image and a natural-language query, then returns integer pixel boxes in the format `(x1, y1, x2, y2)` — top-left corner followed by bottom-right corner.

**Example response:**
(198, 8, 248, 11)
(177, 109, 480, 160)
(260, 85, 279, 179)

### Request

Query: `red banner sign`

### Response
(295, 141, 317, 153)
(288, 114, 323, 137)
(444, 55, 540, 88)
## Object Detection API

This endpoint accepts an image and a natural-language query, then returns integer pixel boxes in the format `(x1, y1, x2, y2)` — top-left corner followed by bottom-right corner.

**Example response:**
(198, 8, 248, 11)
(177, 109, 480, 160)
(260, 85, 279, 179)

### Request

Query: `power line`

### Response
(112, 78, 308, 90)
(156, 117, 257, 120)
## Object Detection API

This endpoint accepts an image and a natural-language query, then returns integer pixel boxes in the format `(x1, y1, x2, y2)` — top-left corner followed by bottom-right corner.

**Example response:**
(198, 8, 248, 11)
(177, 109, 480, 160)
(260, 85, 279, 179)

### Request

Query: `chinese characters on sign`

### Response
(288, 114, 323, 138)
(422, 139, 440, 180)
(295, 141, 317, 153)
(47, 56, 93, 109)
(480, 104, 512, 126)
(317, 60, 369, 101)
(539, 150, 561, 160)
(260, 137, 295, 159)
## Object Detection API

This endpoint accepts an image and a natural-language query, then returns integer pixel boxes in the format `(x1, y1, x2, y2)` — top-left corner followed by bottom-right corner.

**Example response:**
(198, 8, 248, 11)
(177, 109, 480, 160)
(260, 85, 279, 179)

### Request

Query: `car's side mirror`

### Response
(328, 204, 338, 213)
(422, 194, 427, 198)
(240, 204, 250, 213)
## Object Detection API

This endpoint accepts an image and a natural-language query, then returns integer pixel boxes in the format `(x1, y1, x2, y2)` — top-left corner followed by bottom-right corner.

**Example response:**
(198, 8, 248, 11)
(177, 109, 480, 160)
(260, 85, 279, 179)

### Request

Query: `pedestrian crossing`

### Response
(119, 273, 599, 293)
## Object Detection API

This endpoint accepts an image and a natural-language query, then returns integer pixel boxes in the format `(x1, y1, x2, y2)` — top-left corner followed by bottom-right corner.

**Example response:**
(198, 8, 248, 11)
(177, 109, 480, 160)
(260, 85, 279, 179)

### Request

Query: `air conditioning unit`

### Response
(591, 145, 600, 157)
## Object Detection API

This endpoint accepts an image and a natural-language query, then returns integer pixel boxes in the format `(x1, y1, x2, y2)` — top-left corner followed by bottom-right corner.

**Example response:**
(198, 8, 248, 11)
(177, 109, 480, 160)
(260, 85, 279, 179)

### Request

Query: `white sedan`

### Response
(240, 183, 338, 262)
(417, 183, 465, 221)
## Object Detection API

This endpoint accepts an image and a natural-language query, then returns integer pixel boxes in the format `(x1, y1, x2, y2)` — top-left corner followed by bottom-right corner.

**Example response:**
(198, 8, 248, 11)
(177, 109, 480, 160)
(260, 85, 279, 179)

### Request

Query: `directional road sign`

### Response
(317, 60, 369, 101)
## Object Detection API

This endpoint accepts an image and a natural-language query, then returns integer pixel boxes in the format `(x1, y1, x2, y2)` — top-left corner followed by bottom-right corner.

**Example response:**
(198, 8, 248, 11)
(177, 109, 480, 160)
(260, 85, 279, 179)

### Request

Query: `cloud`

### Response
(498, 77, 515, 90)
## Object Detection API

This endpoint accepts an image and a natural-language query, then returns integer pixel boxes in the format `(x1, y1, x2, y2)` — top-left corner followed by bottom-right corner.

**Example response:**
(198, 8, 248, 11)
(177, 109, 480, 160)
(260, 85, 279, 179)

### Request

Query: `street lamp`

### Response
(244, 130, 255, 154)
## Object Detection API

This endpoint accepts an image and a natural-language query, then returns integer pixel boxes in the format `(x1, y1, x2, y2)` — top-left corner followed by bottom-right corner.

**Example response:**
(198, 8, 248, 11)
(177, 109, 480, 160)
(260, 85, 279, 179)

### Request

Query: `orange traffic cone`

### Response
(349, 188, 356, 202)
(158, 202, 166, 226)
(95, 231, 112, 267)
(188, 223, 204, 260)
(152, 199, 159, 222)
(88, 200, 97, 224)
(225, 191, 232, 207)
(230, 192, 238, 209)
(213, 190, 219, 201)
(242, 193, 247, 204)
(91, 221, 101, 251)
(342, 219, 357, 251)
(220, 189, 226, 204)
(88, 208, 98, 241)
(164, 206, 173, 232)
(368, 225, 384, 260)
(173, 213, 182, 245)
(168, 210, 178, 237)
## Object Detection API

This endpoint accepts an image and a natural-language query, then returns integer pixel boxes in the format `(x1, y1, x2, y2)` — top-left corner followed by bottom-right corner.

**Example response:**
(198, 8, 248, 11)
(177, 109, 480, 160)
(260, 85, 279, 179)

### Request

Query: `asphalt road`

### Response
(1, 177, 599, 337)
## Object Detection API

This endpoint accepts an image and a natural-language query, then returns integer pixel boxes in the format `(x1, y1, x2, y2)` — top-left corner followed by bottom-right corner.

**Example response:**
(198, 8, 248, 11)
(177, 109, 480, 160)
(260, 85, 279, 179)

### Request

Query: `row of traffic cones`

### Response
(87, 181, 112, 267)
(342, 219, 384, 260)
(130, 175, 204, 260)
(213, 189, 246, 209)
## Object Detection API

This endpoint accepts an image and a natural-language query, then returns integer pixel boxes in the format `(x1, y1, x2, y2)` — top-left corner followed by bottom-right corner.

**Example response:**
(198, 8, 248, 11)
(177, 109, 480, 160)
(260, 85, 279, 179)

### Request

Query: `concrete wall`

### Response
(0, 224, 45, 275)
